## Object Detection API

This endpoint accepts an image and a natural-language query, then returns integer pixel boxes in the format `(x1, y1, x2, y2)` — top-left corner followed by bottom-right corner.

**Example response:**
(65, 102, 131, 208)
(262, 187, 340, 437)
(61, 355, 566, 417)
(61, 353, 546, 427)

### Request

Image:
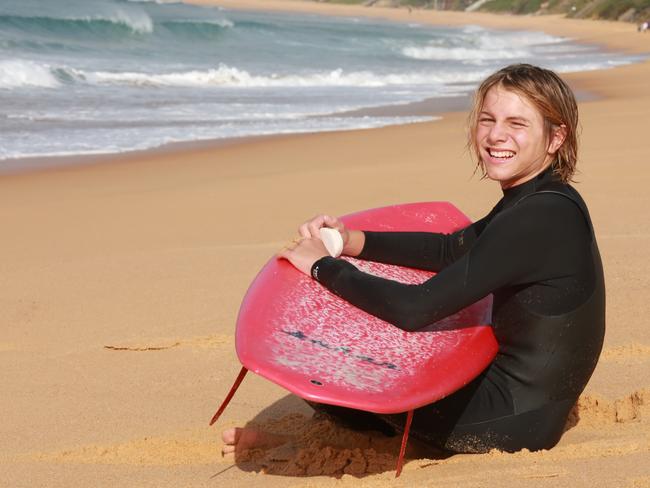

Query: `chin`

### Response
(484, 165, 511, 183)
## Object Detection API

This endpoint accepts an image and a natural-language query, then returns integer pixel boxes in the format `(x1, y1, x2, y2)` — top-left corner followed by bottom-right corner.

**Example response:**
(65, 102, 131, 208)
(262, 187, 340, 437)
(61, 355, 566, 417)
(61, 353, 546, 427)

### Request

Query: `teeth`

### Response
(489, 149, 515, 158)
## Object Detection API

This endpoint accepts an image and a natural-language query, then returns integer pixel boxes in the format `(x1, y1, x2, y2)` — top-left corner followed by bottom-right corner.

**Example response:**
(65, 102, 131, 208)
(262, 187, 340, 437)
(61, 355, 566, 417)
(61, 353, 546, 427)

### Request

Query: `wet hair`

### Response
(467, 64, 579, 183)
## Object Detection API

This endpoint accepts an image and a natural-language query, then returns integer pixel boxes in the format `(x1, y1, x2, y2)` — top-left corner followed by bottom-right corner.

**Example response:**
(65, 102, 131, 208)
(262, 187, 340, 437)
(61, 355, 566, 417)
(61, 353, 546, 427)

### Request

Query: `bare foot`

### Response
(221, 427, 288, 455)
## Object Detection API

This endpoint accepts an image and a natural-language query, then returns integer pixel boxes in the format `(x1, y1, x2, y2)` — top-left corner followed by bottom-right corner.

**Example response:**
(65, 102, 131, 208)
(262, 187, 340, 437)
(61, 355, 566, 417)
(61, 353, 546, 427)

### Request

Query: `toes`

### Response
(221, 427, 241, 445)
(221, 426, 287, 454)
(221, 444, 236, 456)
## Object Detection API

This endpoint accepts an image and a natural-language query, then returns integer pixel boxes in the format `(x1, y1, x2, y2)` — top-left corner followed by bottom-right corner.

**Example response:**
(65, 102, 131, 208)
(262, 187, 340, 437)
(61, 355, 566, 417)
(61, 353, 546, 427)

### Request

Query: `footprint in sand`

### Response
(220, 413, 428, 477)
(567, 388, 650, 426)
(103, 334, 233, 352)
(32, 430, 221, 466)
(228, 388, 650, 477)
(39, 406, 642, 477)
(630, 475, 650, 488)
(600, 344, 650, 364)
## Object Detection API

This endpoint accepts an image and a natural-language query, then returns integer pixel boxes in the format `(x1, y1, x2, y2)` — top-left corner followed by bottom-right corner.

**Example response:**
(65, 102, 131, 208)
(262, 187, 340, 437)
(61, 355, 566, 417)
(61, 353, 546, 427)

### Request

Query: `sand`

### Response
(1, 1, 650, 487)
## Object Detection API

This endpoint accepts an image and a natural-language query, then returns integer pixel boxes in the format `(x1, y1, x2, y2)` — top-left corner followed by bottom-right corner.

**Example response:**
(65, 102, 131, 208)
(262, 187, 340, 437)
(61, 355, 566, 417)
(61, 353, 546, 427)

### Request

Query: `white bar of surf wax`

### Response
(319, 227, 344, 258)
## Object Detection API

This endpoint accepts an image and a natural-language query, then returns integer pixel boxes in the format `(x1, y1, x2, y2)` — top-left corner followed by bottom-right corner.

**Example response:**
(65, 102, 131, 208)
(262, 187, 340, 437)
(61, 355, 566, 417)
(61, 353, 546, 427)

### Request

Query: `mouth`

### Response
(486, 148, 516, 162)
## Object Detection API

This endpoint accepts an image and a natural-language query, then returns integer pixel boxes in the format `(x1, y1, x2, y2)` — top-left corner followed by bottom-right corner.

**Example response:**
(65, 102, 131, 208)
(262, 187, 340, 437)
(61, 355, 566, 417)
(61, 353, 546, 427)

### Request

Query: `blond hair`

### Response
(467, 64, 579, 183)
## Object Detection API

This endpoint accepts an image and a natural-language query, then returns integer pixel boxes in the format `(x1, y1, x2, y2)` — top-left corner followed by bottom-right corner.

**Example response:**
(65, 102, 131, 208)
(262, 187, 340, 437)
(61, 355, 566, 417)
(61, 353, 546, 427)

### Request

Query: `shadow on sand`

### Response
(214, 393, 447, 478)
(210, 376, 589, 479)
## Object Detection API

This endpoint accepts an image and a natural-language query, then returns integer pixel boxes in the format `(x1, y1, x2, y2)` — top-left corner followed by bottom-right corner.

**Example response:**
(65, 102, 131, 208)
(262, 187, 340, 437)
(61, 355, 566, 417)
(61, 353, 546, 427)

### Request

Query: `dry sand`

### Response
(1, 2, 650, 487)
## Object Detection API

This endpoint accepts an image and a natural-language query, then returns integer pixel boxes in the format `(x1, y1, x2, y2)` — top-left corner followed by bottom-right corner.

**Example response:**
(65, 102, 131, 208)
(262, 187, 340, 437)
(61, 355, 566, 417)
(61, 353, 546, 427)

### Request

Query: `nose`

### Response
(486, 121, 508, 144)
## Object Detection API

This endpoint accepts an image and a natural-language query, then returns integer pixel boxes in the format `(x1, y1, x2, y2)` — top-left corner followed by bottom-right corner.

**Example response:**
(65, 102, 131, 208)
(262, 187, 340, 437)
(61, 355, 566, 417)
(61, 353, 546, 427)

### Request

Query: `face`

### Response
(475, 85, 565, 189)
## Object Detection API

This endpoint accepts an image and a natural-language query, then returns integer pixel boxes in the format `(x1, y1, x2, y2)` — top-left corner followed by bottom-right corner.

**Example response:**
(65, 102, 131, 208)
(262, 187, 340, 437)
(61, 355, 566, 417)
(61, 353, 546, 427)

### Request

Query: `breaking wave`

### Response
(1, 0, 642, 163)
(0, 59, 61, 89)
(401, 28, 567, 61)
(0, 8, 155, 34)
(0, 0, 235, 40)
(0, 61, 490, 90)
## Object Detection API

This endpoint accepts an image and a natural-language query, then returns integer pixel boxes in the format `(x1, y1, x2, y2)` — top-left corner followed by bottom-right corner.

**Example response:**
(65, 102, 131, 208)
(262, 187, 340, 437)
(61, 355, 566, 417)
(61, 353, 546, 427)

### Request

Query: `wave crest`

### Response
(72, 65, 486, 88)
(0, 59, 60, 89)
(0, 12, 153, 35)
(0, 61, 490, 90)
(87, 8, 153, 33)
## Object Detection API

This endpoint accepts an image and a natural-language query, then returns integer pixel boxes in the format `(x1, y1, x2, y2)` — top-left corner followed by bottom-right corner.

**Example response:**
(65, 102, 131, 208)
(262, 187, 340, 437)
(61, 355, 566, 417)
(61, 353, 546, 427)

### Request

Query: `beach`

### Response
(1, 1, 650, 487)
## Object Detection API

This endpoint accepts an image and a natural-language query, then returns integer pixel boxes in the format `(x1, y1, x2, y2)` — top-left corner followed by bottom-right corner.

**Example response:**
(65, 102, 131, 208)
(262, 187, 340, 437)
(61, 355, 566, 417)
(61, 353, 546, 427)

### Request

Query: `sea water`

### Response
(0, 0, 643, 163)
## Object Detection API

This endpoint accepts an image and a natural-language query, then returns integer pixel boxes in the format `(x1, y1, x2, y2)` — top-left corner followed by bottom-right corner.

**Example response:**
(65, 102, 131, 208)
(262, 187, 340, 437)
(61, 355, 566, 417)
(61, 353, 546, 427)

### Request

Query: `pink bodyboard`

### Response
(235, 202, 497, 414)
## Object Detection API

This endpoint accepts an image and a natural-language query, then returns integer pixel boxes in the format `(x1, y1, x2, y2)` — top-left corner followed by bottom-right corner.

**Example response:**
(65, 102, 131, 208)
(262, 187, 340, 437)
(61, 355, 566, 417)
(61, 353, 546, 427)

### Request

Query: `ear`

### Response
(548, 124, 567, 155)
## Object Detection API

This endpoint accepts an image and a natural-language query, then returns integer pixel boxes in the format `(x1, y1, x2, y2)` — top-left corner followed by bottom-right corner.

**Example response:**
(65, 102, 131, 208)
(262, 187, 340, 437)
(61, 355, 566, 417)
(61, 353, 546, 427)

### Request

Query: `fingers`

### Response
(308, 219, 323, 238)
(277, 236, 328, 277)
(323, 214, 340, 230)
(298, 222, 311, 239)
(277, 242, 298, 269)
(298, 221, 313, 238)
(299, 214, 342, 238)
(301, 215, 326, 238)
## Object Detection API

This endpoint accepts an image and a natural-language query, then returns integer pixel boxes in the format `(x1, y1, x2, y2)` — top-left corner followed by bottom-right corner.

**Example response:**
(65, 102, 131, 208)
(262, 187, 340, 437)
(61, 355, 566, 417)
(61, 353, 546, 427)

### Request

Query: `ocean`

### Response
(0, 0, 643, 164)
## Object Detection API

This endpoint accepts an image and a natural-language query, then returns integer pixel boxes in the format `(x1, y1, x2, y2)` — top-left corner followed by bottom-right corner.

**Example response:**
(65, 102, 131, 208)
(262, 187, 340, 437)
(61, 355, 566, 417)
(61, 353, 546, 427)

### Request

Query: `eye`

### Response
(510, 121, 527, 128)
(479, 117, 494, 124)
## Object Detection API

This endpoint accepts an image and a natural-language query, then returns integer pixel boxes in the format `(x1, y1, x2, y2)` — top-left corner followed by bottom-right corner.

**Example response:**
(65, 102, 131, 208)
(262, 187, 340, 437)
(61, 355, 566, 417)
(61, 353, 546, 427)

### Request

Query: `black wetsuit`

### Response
(309, 168, 606, 453)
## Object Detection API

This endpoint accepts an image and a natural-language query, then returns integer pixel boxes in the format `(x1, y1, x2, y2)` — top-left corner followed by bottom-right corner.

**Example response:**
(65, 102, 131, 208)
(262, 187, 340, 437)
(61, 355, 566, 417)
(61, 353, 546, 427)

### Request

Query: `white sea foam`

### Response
(460, 25, 565, 46)
(126, 0, 180, 3)
(1, 0, 641, 164)
(402, 45, 528, 61)
(460, 25, 486, 34)
(0, 60, 60, 89)
(64, 64, 487, 89)
(169, 18, 234, 28)
(401, 29, 565, 62)
(3, 61, 480, 90)
(551, 58, 636, 73)
(0, 115, 437, 161)
(23, 55, 616, 92)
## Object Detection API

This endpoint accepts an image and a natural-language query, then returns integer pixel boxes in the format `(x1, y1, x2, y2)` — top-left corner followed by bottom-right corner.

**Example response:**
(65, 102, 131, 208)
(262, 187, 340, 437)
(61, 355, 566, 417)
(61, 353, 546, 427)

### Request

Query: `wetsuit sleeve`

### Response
(312, 195, 588, 331)
(357, 211, 496, 271)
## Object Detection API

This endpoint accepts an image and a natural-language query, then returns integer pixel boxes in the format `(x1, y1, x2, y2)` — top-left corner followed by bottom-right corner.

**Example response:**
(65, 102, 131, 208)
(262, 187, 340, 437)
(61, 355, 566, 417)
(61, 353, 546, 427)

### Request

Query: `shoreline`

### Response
(0, 89, 472, 175)
(2, 3, 650, 487)
(1, 2, 644, 174)
(0, 93, 455, 176)
(0, 83, 602, 176)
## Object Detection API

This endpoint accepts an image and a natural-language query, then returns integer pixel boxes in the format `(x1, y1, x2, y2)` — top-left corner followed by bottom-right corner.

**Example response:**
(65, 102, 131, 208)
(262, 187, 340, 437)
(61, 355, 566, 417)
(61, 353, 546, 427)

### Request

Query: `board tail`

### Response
(209, 366, 248, 426)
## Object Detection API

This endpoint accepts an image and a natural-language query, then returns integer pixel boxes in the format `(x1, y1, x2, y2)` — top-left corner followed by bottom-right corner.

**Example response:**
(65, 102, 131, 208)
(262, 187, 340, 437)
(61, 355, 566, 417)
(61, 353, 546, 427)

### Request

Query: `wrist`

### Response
(311, 256, 332, 281)
(343, 230, 365, 257)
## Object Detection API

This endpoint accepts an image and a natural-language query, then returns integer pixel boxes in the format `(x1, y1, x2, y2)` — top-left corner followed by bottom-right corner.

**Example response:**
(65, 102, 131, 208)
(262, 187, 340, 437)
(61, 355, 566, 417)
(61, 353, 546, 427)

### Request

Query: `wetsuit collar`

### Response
(501, 167, 556, 208)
